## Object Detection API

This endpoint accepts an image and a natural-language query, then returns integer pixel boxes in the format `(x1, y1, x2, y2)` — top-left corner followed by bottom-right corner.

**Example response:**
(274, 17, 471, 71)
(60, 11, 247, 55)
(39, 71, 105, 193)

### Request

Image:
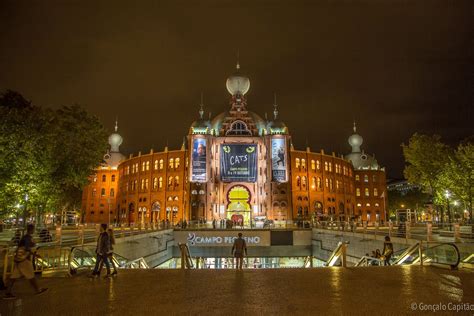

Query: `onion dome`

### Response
(345, 122, 379, 170)
(226, 62, 250, 96)
(266, 96, 288, 135)
(348, 121, 363, 153)
(189, 101, 211, 135)
(104, 119, 125, 168)
(108, 120, 123, 152)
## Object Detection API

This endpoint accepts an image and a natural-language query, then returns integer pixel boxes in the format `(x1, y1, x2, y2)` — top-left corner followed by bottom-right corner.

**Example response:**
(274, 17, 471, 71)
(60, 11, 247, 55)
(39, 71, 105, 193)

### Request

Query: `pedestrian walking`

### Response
(231, 233, 247, 269)
(3, 224, 48, 299)
(90, 223, 111, 277)
(382, 236, 394, 266)
(99, 228, 118, 275)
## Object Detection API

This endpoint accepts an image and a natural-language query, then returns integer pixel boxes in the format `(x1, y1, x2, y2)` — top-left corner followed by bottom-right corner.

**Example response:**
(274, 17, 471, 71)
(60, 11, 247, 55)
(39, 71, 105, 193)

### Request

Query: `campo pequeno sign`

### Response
(174, 231, 270, 247)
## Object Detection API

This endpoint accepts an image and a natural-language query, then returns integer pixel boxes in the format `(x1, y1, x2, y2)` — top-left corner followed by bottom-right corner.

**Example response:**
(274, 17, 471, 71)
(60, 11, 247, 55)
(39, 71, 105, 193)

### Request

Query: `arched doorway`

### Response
(226, 185, 251, 226)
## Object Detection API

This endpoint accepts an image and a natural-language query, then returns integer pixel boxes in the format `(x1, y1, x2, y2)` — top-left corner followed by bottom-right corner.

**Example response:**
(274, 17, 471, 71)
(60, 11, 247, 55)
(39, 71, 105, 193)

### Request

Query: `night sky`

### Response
(1, 0, 472, 179)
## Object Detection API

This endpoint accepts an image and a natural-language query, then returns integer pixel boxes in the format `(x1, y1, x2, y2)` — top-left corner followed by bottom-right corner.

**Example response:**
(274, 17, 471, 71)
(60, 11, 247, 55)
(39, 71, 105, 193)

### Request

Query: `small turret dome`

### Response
(189, 102, 211, 134)
(348, 122, 363, 152)
(266, 98, 288, 135)
(108, 120, 123, 152)
(226, 63, 250, 96)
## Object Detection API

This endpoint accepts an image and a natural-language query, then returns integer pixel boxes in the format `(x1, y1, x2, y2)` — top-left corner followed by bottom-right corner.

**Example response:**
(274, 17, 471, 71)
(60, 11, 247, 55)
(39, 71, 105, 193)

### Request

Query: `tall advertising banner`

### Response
(220, 144, 257, 182)
(191, 138, 207, 182)
(271, 138, 287, 182)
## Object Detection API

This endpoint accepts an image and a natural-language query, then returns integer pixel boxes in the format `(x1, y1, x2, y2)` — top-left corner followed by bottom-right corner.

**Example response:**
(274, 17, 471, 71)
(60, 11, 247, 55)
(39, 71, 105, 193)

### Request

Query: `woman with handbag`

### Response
(4, 224, 48, 300)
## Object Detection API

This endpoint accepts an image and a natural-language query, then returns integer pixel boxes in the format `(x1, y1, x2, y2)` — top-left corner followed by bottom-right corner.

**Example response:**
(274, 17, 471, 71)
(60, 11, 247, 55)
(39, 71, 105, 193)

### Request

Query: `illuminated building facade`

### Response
(81, 64, 387, 225)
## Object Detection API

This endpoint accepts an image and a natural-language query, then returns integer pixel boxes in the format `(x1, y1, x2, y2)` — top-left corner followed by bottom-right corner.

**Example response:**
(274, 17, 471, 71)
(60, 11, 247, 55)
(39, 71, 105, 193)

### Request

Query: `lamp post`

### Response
(453, 201, 459, 222)
(444, 190, 451, 226)
(23, 193, 29, 229)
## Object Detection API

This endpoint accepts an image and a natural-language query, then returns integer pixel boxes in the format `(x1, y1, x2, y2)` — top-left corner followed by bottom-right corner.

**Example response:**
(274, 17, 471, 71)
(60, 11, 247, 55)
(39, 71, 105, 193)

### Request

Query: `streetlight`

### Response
(453, 201, 459, 221)
(444, 190, 451, 225)
(23, 193, 29, 229)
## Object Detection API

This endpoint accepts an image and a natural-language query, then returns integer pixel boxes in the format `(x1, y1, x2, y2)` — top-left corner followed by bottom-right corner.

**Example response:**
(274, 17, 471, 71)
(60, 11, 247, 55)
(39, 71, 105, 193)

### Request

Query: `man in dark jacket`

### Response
(91, 223, 111, 277)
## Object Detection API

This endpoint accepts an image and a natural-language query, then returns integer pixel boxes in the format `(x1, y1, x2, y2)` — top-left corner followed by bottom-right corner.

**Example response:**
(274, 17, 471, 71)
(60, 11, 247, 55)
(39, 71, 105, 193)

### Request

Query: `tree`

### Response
(402, 134, 452, 222)
(438, 138, 474, 222)
(0, 90, 108, 226)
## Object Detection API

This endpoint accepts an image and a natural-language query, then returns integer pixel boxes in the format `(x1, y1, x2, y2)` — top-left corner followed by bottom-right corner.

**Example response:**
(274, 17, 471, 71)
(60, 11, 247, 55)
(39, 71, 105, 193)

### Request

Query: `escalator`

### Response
(357, 242, 461, 269)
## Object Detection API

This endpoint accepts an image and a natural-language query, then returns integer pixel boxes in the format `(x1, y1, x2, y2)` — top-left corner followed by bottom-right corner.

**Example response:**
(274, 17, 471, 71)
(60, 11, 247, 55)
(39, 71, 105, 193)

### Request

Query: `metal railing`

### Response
(325, 241, 348, 267)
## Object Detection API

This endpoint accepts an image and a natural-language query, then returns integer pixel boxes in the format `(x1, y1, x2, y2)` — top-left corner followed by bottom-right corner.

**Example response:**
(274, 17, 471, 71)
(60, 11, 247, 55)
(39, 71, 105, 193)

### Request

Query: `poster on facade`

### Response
(220, 144, 257, 182)
(271, 138, 287, 182)
(191, 138, 207, 182)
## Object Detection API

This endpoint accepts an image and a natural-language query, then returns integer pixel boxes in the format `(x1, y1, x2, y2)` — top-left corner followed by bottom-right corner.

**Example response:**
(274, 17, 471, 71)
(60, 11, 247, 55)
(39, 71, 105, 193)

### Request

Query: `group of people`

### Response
(90, 223, 118, 277)
(367, 236, 394, 266)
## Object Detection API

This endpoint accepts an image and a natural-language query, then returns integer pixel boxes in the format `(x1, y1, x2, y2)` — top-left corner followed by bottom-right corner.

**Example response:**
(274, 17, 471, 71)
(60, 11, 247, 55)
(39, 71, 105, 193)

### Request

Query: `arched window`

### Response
(364, 174, 369, 182)
(153, 177, 158, 189)
(311, 160, 316, 170)
(301, 159, 306, 169)
(311, 177, 316, 189)
(133, 180, 137, 190)
(365, 188, 370, 196)
(154, 160, 159, 170)
(296, 176, 301, 187)
(169, 158, 174, 169)
(316, 160, 320, 170)
(159, 159, 164, 170)
(175, 158, 180, 169)
(355, 174, 360, 181)
(226, 120, 251, 135)
(356, 188, 361, 197)
(111, 175, 116, 182)
(325, 178, 329, 188)
(329, 162, 332, 172)
(374, 188, 378, 196)
(302, 176, 307, 188)
(336, 180, 340, 189)
(295, 158, 300, 169)
(159, 177, 163, 189)
(102, 175, 106, 182)
(101, 188, 106, 196)
(110, 188, 115, 197)
(324, 161, 328, 171)
(152, 201, 161, 212)
(168, 176, 173, 187)
(92, 188, 97, 197)
(142, 162, 146, 171)
(146, 161, 150, 170)
(126, 166, 130, 175)
(174, 176, 179, 187)
(329, 179, 333, 190)
(317, 177, 322, 189)
(141, 179, 145, 190)
(145, 178, 149, 189)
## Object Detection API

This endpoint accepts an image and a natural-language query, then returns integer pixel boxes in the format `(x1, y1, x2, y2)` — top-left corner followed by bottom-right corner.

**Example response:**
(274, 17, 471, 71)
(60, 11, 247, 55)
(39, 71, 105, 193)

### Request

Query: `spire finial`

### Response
(115, 117, 118, 132)
(273, 93, 278, 119)
(236, 50, 240, 70)
(199, 92, 204, 119)
(353, 120, 357, 133)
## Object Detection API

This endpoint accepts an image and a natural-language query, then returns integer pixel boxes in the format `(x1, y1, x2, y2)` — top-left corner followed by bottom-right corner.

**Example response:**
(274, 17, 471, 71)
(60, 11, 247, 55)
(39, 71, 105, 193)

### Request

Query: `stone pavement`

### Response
(1, 266, 473, 315)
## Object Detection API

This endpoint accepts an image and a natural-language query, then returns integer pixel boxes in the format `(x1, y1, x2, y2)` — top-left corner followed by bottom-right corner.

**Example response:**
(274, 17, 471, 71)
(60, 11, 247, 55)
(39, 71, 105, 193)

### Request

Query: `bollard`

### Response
(426, 223, 432, 242)
(419, 240, 423, 266)
(453, 223, 460, 242)
(405, 222, 411, 242)
(55, 225, 62, 246)
(374, 221, 379, 240)
(78, 224, 84, 247)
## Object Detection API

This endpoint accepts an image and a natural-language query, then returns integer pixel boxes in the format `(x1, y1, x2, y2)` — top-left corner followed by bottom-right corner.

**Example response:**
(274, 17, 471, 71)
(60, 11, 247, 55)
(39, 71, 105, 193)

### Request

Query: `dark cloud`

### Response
(0, 0, 472, 178)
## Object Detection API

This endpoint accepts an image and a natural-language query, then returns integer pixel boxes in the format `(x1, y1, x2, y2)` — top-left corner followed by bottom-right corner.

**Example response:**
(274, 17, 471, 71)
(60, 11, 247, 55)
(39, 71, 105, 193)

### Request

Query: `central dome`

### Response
(226, 63, 250, 95)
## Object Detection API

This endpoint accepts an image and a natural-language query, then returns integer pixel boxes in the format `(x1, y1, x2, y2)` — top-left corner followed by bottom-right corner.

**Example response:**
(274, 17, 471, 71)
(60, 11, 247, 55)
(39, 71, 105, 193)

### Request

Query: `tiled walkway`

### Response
(1, 266, 473, 315)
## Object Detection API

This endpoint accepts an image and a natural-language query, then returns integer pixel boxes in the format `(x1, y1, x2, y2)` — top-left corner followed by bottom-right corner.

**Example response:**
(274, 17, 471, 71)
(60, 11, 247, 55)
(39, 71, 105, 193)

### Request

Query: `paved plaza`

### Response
(1, 266, 473, 315)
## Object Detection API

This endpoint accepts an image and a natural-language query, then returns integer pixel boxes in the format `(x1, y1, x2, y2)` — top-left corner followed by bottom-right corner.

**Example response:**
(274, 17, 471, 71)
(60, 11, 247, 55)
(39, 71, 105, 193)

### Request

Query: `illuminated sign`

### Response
(220, 144, 257, 182)
(271, 138, 287, 182)
(191, 138, 207, 182)
(186, 233, 261, 245)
